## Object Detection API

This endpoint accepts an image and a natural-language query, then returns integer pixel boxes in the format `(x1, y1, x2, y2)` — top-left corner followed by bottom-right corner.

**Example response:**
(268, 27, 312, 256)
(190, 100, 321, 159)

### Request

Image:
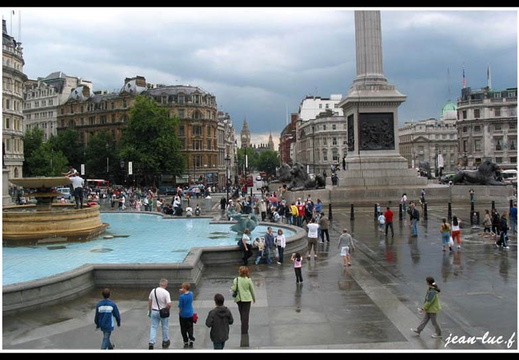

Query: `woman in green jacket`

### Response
(230, 266, 256, 340)
(412, 276, 442, 338)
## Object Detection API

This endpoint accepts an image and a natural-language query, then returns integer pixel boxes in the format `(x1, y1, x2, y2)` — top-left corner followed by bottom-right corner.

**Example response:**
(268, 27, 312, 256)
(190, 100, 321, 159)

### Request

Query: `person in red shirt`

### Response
(296, 199, 306, 227)
(384, 206, 394, 237)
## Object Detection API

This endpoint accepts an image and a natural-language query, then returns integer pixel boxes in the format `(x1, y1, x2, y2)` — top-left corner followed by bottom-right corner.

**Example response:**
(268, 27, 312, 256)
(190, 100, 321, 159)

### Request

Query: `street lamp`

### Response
(225, 154, 231, 202)
(120, 160, 124, 186)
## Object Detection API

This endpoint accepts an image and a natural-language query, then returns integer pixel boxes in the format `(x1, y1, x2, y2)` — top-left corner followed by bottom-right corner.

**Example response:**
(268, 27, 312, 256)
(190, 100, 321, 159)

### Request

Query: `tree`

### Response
(237, 147, 258, 175)
(84, 131, 115, 179)
(25, 141, 68, 177)
(256, 150, 280, 177)
(118, 95, 185, 186)
(48, 129, 85, 169)
(22, 127, 45, 177)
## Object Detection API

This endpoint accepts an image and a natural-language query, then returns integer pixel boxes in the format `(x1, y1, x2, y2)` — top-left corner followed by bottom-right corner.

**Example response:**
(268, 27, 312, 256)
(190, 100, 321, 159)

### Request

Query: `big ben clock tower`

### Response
(240, 118, 251, 148)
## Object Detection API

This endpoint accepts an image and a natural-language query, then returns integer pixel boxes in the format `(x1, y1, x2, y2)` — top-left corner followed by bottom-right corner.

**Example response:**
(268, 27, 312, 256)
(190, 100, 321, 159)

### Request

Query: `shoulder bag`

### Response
(232, 277, 239, 298)
(154, 288, 170, 318)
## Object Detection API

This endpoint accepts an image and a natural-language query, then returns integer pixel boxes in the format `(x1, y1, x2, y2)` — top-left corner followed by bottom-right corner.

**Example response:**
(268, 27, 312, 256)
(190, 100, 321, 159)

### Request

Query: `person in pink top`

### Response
(291, 252, 303, 284)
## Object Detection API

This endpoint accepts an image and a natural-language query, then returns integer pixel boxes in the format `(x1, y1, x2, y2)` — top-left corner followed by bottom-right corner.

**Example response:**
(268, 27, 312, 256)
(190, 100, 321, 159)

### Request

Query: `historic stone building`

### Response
(56, 76, 236, 189)
(23, 72, 92, 141)
(295, 109, 347, 176)
(2, 19, 27, 180)
(399, 100, 459, 175)
(456, 86, 517, 169)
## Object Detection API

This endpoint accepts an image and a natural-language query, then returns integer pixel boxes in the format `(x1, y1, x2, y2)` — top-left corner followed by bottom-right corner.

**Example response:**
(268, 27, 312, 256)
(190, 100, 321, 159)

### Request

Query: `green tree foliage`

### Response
(24, 139, 68, 177)
(22, 127, 45, 176)
(256, 150, 280, 177)
(237, 147, 259, 174)
(119, 95, 185, 186)
(47, 129, 85, 169)
(84, 131, 115, 179)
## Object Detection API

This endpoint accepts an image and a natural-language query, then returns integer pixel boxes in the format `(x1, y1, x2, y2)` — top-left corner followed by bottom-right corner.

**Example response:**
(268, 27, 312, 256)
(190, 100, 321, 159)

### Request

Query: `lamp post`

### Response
(119, 160, 125, 186)
(225, 154, 231, 202)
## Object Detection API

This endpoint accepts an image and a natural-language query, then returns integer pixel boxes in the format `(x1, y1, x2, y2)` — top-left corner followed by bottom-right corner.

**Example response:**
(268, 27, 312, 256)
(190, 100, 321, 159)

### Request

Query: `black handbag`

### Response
(154, 288, 170, 318)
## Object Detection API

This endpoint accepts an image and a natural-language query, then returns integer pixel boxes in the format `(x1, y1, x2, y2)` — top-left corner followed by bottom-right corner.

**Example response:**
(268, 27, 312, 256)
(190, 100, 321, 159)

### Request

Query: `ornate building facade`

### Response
(56, 76, 236, 189)
(23, 71, 92, 141)
(456, 86, 517, 169)
(2, 19, 27, 180)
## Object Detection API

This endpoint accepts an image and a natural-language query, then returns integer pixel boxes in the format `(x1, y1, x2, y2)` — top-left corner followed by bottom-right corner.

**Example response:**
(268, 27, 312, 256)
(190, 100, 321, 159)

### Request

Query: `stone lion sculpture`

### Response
(287, 162, 326, 191)
(277, 163, 293, 183)
(452, 160, 506, 185)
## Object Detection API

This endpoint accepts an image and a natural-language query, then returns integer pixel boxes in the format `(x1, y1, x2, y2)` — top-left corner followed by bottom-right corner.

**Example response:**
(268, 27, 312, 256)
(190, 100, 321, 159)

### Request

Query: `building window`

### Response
(474, 139, 481, 152)
(193, 140, 201, 150)
(495, 157, 503, 163)
(193, 125, 202, 136)
(325, 104, 329, 109)
(474, 109, 480, 118)
(323, 138, 327, 146)
(332, 137, 337, 146)
(332, 149, 339, 162)
(509, 122, 516, 130)
(178, 109, 185, 118)
(511, 157, 517, 164)
(495, 124, 501, 131)
(462, 126, 467, 132)
(179, 126, 185, 136)
(463, 140, 468, 153)
(474, 125, 481, 132)
(319, 104, 322, 109)
(496, 139, 502, 151)
(495, 108, 501, 117)
(462, 110, 467, 119)
(332, 124, 336, 130)
(510, 138, 516, 150)
(207, 140, 212, 150)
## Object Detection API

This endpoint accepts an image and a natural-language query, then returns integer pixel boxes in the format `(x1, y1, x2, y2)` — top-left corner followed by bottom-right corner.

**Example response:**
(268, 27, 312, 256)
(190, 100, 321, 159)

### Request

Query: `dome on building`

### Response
(441, 100, 457, 120)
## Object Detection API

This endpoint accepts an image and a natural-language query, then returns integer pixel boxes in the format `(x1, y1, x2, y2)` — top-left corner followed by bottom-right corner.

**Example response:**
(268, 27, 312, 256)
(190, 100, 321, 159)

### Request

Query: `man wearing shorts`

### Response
(337, 228, 355, 266)
(306, 218, 320, 259)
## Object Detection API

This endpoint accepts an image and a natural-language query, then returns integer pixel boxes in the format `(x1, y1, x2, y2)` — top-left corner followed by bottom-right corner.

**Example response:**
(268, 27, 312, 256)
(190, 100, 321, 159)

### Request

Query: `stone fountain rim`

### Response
(9, 176, 72, 188)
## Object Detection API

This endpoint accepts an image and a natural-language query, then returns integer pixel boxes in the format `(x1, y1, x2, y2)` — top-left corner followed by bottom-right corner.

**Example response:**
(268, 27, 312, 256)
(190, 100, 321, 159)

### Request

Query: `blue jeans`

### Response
(101, 330, 114, 350)
(441, 232, 450, 248)
(149, 310, 170, 345)
(411, 219, 418, 235)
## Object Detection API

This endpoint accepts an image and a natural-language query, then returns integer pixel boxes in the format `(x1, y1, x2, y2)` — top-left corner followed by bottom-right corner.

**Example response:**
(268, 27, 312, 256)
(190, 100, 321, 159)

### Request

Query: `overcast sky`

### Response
(2, 7, 517, 148)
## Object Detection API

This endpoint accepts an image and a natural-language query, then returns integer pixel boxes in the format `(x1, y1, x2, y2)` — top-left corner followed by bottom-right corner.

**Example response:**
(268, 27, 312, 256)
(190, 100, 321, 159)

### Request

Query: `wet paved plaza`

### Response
(2, 200, 517, 352)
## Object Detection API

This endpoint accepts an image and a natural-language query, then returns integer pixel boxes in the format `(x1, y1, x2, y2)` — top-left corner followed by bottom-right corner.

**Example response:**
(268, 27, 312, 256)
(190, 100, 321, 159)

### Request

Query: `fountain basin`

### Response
(2, 204, 108, 245)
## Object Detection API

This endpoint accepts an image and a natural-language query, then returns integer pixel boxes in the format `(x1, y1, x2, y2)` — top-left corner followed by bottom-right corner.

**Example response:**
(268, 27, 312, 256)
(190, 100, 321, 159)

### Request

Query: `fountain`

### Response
(2, 176, 108, 245)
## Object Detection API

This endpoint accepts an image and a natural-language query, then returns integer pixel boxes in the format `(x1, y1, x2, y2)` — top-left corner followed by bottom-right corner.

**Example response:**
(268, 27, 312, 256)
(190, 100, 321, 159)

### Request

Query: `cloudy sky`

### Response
(2, 7, 517, 148)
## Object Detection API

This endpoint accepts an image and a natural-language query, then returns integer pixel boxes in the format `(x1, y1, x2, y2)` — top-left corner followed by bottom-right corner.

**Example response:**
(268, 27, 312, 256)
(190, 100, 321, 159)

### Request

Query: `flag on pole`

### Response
(462, 67, 466, 89)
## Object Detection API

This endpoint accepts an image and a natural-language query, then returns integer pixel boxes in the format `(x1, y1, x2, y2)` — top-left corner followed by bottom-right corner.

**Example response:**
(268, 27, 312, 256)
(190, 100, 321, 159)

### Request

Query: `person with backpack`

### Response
(496, 213, 510, 249)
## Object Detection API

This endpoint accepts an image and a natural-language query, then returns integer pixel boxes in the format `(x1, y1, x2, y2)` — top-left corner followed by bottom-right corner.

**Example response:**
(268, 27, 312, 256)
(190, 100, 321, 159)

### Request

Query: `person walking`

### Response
(337, 228, 355, 266)
(205, 293, 234, 350)
(230, 266, 256, 347)
(94, 288, 121, 350)
(509, 202, 517, 234)
(409, 202, 420, 236)
(147, 278, 172, 350)
(491, 208, 501, 237)
(440, 218, 452, 252)
(451, 215, 462, 250)
(384, 206, 394, 237)
(275, 228, 287, 264)
(178, 282, 196, 348)
(496, 213, 510, 249)
(305, 217, 320, 259)
(291, 252, 303, 284)
(412, 276, 442, 338)
(377, 211, 386, 232)
(482, 209, 493, 236)
(319, 212, 330, 243)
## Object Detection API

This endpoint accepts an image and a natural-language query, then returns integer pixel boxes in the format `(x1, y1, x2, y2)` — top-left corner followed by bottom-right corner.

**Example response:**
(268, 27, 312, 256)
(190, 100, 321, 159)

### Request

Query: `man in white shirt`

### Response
(69, 172, 85, 209)
(306, 217, 320, 259)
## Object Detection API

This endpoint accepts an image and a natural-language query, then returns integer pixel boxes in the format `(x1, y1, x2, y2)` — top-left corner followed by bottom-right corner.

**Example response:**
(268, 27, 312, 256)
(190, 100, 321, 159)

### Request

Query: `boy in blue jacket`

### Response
(95, 288, 121, 350)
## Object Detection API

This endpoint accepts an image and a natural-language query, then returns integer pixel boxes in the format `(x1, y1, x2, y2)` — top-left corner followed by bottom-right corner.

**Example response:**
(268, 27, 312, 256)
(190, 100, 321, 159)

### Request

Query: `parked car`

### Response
(55, 187, 72, 200)
(183, 184, 205, 197)
(439, 173, 456, 184)
(158, 186, 176, 195)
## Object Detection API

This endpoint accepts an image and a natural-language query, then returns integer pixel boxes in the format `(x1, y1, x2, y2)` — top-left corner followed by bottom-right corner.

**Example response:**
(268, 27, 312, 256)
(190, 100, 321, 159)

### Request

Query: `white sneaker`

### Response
(431, 334, 442, 339)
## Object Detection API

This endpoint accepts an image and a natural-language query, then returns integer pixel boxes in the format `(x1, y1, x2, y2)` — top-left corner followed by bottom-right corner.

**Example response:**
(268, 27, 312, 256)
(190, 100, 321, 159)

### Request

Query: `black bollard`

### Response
(374, 204, 378, 220)
(350, 204, 355, 220)
(423, 203, 428, 220)
(447, 202, 452, 222)
(492, 200, 495, 210)
(328, 203, 333, 221)
(510, 199, 514, 210)
(399, 203, 403, 220)
(470, 201, 475, 225)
